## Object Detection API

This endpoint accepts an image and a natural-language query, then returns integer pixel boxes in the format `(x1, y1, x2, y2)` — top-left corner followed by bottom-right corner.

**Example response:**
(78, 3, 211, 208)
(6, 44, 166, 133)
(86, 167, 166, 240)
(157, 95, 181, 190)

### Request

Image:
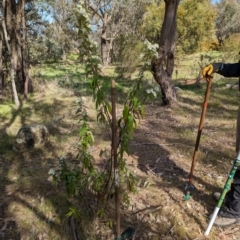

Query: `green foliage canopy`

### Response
(178, 0, 216, 53)
(215, 0, 240, 45)
(220, 33, 240, 62)
(141, 0, 216, 54)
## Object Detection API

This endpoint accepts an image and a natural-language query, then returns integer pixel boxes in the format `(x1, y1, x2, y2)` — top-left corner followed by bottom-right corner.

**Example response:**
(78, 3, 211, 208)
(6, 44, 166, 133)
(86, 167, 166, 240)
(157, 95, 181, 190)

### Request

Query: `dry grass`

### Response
(1, 63, 240, 239)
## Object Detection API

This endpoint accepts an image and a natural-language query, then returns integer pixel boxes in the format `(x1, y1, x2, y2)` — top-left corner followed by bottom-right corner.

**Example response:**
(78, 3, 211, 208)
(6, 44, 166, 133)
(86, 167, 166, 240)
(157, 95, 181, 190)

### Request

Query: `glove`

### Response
(202, 63, 223, 77)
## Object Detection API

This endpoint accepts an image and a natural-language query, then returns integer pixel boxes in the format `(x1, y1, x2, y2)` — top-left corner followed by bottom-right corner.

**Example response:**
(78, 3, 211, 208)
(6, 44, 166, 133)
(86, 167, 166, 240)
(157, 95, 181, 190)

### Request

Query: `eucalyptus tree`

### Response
(151, 0, 180, 106)
(143, 0, 215, 105)
(140, 2, 165, 44)
(177, 0, 216, 54)
(215, 0, 240, 46)
(0, 17, 3, 98)
(45, 0, 79, 61)
(1, 0, 20, 106)
(0, 0, 39, 104)
(85, 0, 156, 66)
(142, 0, 216, 54)
(84, 0, 114, 66)
(109, 0, 155, 65)
(25, 1, 50, 63)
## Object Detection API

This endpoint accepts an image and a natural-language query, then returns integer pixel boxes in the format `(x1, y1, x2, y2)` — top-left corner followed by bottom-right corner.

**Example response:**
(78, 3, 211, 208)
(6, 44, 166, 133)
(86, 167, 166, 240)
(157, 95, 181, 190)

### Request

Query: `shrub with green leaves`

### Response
(49, 1, 155, 233)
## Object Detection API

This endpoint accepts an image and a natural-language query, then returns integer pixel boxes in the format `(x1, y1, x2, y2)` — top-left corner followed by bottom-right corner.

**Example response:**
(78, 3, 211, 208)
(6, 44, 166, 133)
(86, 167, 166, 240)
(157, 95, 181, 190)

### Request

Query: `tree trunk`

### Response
(101, 25, 108, 66)
(4, 0, 30, 101)
(15, 0, 25, 94)
(21, 0, 30, 100)
(62, 48, 67, 61)
(0, 30, 3, 99)
(2, 0, 20, 108)
(101, 12, 110, 66)
(151, 0, 180, 106)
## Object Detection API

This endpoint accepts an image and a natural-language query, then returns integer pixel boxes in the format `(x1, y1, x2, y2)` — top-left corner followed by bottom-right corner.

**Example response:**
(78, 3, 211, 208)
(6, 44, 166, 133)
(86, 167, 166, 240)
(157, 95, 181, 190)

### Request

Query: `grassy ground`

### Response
(1, 53, 240, 239)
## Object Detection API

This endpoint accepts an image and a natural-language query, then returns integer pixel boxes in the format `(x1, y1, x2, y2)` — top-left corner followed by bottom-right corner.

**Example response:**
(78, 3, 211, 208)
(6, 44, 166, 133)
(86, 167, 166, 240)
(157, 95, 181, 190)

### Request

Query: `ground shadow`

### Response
(126, 102, 237, 238)
(0, 93, 99, 239)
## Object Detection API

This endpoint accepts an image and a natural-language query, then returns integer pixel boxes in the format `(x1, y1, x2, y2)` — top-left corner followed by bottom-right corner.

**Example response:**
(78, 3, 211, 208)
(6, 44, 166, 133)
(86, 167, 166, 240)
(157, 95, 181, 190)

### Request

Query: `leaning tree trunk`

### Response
(151, 0, 180, 106)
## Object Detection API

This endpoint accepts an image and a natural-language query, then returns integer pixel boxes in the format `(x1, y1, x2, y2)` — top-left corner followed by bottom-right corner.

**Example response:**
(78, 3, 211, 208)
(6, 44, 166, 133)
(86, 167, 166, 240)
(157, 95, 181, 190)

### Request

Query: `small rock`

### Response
(13, 124, 49, 151)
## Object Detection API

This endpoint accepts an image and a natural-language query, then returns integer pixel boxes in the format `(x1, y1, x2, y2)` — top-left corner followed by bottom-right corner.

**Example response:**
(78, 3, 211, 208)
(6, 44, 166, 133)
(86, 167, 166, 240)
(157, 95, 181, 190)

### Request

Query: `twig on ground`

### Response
(132, 205, 162, 240)
(162, 224, 175, 239)
(130, 142, 179, 146)
(69, 216, 80, 240)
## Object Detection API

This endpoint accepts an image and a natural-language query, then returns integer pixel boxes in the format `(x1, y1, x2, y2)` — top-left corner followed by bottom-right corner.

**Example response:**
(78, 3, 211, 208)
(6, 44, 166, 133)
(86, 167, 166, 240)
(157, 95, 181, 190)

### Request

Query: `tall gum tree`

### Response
(2, 0, 20, 107)
(1, 0, 31, 104)
(0, 3, 2, 98)
(0, 27, 3, 98)
(215, 0, 240, 46)
(151, 0, 180, 106)
(87, 0, 112, 66)
(84, 0, 155, 67)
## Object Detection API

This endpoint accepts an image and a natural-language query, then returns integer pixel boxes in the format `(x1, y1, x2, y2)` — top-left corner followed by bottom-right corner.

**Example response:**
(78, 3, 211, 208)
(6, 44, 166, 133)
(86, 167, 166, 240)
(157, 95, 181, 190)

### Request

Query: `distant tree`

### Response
(85, 0, 155, 66)
(84, 0, 114, 66)
(46, 0, 79, 61)
(25, 1, 49, 64)
(220, 33, 240, 62)
(215, 0, 240, 46)
(140, 2, 165, 44)
(177, 0, 216, 53)
(109, 0, 157, 75)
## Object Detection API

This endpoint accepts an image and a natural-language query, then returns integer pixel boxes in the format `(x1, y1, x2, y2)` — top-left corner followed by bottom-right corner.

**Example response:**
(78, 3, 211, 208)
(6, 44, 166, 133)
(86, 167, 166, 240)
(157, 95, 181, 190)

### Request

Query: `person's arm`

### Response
(218, 63, 240, 78)
(202, 62, 240, 78)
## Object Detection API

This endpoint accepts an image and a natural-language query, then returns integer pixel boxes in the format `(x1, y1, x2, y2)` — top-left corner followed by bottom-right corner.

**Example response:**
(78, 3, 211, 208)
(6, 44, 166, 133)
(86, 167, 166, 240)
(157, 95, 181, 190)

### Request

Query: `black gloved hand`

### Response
(202, 63, 223, 77)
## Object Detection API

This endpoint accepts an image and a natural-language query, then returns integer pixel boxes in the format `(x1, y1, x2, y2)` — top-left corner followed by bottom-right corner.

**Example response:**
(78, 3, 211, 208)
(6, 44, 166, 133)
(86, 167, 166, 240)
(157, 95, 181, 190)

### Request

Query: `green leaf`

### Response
(66, 207, 81, 219)
(123, 106, 129, 120)
(127, 114, 134, 133)
(105, 101, 112, 114)
(133, 97, 138, 107)
(79, 124, 87, 137)
(96, 89, 103, 108)
(97, 208, 105, 218)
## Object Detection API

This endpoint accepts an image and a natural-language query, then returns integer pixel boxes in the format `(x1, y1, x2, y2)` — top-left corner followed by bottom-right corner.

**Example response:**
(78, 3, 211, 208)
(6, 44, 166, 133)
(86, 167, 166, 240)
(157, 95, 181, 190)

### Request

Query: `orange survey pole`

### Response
(111, 80, 121, 239)
(183, 76, 213, 200)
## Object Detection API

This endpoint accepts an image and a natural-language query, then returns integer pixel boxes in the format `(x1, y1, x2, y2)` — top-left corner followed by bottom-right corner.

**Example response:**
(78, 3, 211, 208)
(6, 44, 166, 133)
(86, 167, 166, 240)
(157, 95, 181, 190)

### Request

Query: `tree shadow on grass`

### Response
(0, 137, 66, 239)
(0, 94, 99, 239)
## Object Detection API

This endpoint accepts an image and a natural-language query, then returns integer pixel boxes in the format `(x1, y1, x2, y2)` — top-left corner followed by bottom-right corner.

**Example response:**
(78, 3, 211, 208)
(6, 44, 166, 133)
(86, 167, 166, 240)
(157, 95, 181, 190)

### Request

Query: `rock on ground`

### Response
(13, 124, 49, 151)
